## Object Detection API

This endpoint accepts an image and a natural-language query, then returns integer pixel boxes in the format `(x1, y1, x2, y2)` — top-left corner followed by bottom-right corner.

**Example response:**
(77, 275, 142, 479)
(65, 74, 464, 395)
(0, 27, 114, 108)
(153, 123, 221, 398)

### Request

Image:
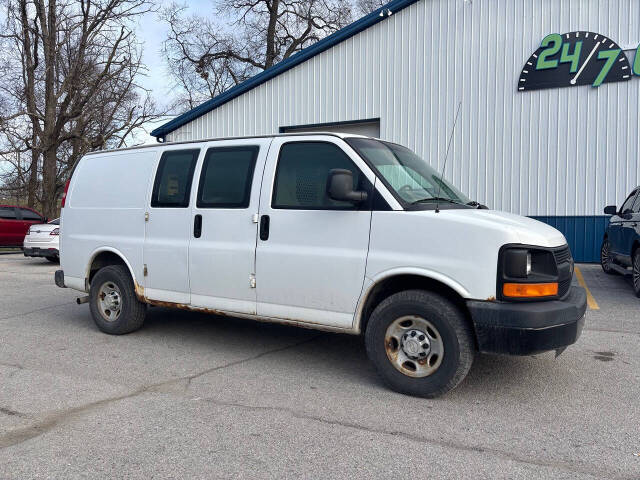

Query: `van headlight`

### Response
(498, 246, 558, 300)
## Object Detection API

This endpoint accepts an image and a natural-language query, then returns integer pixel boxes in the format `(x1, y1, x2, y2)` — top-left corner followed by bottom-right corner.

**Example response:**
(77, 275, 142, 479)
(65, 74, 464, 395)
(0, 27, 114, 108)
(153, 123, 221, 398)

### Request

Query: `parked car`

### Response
(23, 218, 60, 263)
(55, 134, 586, 397)
(601, 186, 640, 295)
(0, 205, 47, 247)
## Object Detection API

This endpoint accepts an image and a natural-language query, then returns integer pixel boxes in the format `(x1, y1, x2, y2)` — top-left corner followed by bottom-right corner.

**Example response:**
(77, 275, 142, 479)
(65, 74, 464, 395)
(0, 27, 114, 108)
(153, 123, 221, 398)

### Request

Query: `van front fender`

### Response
(353, 267, 471, 333)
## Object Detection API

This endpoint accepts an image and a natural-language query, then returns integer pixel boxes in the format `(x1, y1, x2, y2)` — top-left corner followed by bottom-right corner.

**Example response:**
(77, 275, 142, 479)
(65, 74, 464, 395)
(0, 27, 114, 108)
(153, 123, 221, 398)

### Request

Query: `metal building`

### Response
(151, 0, 640, 262)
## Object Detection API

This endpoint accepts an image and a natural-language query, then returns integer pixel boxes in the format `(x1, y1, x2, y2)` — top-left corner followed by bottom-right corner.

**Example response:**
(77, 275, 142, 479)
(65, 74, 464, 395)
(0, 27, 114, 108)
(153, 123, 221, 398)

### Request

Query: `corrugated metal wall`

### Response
(166, 0, 640, 260)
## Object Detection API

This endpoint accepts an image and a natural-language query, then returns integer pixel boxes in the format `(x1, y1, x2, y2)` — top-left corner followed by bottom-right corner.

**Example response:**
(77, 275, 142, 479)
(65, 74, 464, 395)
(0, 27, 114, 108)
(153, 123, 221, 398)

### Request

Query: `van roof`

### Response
(84, 132, 371, 156)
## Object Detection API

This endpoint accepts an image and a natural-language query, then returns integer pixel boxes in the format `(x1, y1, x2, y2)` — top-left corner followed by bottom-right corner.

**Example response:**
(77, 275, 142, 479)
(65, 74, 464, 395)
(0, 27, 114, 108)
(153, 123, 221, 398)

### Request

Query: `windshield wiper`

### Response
(466, 200, 489, 209)
(410, 197, 461, 205)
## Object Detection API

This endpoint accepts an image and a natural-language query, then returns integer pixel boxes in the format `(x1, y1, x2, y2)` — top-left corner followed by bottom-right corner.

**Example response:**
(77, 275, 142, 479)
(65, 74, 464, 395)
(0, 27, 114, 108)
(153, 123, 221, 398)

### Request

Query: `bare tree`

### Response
(355, 0, 385, 15)
(0, 0, 162, 218)
(161, 0, 354, 109)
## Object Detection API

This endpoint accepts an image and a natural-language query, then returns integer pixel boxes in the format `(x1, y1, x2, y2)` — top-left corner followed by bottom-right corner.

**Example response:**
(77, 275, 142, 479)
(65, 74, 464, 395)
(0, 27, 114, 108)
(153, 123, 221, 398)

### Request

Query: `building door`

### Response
(144, 148, 200, 304)
(280, 119, 380, 138)
(188, 139, 270, 315)
(255, 136, 375, 328)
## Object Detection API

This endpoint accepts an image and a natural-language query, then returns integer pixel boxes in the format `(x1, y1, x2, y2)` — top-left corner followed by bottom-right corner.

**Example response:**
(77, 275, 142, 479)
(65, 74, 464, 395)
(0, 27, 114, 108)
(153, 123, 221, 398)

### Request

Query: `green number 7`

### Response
(593, 49, 621, 87)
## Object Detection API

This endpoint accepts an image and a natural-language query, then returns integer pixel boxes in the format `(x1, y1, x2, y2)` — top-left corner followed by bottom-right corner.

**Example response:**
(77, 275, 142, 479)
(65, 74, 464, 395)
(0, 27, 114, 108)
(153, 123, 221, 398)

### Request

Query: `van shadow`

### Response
(139, 306, 560, 396)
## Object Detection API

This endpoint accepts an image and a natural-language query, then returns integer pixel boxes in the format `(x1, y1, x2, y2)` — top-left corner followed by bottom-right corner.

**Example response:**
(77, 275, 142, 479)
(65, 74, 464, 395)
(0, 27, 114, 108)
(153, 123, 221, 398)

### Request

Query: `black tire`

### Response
(632, 250, 640, 298)
(89, 265, 146, 334)
(365, 290, 475, 398)
(45, 256, 59, 264)
(600, 238, 618, 275)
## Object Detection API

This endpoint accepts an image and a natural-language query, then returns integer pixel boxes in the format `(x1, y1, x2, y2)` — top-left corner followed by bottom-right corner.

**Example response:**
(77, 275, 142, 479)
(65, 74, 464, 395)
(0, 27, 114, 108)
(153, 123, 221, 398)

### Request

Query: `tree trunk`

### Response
(41, 147, 58, 218)
(264, 0, 280, 68)
(27, 133, 39, 208)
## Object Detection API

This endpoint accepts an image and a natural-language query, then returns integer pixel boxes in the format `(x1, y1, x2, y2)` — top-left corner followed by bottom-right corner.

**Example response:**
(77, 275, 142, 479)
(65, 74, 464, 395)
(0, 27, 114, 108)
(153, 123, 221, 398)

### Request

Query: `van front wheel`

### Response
(365, 290, 475, 398)
(89, 265, 146, 334)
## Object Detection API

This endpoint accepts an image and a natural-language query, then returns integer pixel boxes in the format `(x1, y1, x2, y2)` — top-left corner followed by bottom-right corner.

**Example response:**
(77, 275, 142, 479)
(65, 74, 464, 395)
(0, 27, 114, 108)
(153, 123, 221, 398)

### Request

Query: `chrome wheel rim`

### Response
(97, 281, 122, 322)
(385, 316, 444, 378)
(633, 254, 640, 292)
(601, 241, 611, 271)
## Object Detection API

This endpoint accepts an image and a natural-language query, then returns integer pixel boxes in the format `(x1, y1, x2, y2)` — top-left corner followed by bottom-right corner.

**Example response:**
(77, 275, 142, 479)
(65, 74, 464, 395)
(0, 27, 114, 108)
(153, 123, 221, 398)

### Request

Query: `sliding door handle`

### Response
(194, 214, 202, 238)
(259, 215, 270, 241)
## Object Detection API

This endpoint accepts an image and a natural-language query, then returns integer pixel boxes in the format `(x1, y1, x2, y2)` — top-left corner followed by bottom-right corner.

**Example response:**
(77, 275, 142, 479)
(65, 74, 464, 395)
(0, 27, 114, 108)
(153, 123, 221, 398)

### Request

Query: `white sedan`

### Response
(23, 218, 59, 263)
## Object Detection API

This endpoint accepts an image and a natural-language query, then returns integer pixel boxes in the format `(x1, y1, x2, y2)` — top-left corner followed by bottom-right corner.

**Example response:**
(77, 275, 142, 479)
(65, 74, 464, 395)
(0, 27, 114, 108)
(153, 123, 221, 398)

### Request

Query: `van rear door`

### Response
(144, 148, 200, 304)
(187, 138, 271, 315)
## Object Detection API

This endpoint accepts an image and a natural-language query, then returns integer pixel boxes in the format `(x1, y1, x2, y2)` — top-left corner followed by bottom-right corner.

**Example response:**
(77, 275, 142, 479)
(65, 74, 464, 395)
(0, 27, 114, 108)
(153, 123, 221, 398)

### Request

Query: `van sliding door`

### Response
(187, 138, 271, 315)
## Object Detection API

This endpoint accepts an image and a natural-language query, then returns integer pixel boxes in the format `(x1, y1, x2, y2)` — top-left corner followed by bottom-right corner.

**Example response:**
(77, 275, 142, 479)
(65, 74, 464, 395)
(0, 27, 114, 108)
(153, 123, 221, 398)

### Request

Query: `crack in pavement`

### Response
(0, 407, 30, 419)
(0, 302, 76, 322)
(0, 362, 24, 370)
(0, 335, 321, 450)
(196, 397, 615, 479)
(182, 334, 322, 392)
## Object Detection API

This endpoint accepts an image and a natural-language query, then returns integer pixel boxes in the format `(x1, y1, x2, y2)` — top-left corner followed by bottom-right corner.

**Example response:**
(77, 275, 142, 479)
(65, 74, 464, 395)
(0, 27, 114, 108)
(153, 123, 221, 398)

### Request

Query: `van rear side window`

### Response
(197, 146, 259, 208)
(151, 149, 200, 208)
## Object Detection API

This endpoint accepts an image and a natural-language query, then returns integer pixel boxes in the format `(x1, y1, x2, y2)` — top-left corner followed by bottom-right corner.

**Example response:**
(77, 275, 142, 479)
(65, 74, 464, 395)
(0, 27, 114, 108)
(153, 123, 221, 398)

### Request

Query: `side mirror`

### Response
(42, 217, 48, 223)
(327, 169, 368, 204)
(603, 205, 617, 215)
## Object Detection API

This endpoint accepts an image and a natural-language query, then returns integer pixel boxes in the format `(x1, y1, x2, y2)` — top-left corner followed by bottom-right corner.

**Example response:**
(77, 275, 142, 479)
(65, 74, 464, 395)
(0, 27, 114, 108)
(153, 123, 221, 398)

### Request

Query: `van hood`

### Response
(417, 208, 567, 248)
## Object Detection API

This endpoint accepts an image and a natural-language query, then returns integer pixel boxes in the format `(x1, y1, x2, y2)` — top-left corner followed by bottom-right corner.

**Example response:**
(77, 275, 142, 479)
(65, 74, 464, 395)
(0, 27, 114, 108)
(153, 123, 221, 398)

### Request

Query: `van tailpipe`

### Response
(76, 296, 90, 305)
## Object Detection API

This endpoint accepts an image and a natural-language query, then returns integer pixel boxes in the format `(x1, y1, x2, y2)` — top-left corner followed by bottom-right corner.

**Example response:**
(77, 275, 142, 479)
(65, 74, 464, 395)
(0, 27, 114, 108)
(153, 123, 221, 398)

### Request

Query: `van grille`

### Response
(553, 246, 572, 265)
(552, 245, 573, 298)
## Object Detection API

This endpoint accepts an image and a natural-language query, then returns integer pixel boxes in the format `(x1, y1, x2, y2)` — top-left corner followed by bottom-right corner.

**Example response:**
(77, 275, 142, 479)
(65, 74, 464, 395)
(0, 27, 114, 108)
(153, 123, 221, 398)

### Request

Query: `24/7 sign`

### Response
(518, 31, 638, 91)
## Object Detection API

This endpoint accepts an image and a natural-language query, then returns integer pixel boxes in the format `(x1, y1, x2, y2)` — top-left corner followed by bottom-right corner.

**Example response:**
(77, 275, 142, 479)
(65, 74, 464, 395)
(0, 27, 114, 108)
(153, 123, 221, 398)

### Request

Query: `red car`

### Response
(0, 205, 47, 247)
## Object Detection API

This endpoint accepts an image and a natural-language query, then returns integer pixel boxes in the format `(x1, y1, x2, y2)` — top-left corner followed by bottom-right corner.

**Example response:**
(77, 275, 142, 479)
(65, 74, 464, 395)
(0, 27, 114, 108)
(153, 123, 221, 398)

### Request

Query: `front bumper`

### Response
(24, 247, 59, 258)
(467, 286, 587, 355)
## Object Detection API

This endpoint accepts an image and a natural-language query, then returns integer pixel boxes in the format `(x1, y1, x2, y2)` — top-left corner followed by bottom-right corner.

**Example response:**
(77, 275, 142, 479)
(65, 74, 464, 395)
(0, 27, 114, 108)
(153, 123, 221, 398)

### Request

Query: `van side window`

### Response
(0, 207, 16, 219)
(197, 146, 259, 208)
(272, 142, 364, 210)
(151, 149, 199, 208)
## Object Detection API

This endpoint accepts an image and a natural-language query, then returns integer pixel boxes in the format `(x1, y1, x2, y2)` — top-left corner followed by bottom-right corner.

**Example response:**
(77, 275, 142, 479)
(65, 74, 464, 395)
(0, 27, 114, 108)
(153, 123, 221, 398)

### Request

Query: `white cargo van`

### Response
(55, 133, 586, 397)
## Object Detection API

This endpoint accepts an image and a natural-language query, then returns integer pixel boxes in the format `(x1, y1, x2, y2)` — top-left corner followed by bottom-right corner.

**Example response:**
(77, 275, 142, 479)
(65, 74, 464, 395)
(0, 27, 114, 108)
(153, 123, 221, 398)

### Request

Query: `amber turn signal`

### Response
(503, 282, 558, 298)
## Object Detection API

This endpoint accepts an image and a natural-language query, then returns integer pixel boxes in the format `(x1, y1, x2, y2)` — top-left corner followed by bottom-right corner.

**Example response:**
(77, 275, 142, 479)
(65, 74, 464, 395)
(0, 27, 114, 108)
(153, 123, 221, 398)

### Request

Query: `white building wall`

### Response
(166, 0, 640, 218)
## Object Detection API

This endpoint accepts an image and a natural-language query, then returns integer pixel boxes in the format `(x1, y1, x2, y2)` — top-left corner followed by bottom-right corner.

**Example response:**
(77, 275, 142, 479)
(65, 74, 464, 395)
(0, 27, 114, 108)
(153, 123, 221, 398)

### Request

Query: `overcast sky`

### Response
(136, 0, 214, 113)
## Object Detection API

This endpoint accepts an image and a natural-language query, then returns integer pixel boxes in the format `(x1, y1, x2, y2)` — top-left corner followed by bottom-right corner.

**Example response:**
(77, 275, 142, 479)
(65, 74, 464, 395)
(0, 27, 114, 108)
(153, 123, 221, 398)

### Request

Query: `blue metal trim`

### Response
(530, 216, 611, 263)
(151, 0, 419, 138)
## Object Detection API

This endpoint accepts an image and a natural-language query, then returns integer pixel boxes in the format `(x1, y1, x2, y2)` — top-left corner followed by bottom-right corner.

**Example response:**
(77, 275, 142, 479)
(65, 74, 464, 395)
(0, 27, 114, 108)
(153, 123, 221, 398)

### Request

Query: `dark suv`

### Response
(0, 205, 46, 247)
(601, 187, 640, 295)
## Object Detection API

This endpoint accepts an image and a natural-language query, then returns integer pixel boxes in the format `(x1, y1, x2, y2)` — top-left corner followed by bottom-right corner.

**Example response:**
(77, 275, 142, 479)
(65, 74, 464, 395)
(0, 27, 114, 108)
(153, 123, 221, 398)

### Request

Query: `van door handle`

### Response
(194, 214, 202, 238)
(259, 215, 270, 241)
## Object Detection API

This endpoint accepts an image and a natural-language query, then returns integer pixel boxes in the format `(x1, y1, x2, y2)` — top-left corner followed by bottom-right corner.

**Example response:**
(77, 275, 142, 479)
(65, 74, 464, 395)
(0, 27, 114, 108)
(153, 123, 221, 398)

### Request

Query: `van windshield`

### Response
(346, 138, 470, 206)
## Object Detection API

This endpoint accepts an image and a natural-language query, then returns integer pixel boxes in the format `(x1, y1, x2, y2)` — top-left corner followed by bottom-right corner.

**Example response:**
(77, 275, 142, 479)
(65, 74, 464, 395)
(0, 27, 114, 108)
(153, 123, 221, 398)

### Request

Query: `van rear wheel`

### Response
(365, 290, 475, 398)
(89, 265, 146, 334)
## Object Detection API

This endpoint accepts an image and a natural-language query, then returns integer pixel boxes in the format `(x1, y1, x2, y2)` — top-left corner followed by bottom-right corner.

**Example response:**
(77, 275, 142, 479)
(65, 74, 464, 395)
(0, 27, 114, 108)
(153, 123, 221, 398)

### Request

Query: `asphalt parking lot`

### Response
(0, 255, 639, 479)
